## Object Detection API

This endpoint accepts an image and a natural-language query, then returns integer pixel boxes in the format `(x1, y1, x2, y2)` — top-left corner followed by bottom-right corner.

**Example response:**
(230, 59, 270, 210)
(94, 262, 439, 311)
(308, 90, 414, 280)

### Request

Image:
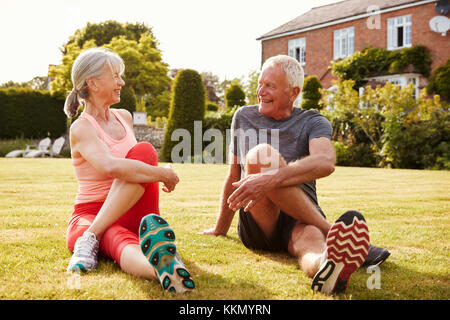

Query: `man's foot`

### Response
(362, 244, 390, 267)
(67, 231, 99, 272)
(311, 210, 370, 294)
(139, 214, 194, 293)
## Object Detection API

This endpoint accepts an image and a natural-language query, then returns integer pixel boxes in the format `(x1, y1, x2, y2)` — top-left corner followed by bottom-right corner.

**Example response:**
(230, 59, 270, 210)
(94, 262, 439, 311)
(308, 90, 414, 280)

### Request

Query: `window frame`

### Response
(333, 26, 355, 60)
(387, 14, 412, 50)
(288, 37, 306, 66)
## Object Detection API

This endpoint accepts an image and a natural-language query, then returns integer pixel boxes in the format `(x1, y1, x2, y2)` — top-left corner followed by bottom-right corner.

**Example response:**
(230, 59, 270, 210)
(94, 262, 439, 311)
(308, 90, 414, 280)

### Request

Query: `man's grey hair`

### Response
(261, 55, 305, 90)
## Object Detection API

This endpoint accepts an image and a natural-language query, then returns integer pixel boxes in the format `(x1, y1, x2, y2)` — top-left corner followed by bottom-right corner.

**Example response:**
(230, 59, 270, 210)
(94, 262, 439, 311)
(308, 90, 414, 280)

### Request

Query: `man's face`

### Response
(257, 64, 298, 120)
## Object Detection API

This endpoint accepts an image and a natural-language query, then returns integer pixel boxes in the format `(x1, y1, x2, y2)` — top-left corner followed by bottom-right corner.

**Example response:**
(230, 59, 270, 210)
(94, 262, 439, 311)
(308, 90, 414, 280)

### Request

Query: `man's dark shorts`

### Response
(237, 207, 326, 253)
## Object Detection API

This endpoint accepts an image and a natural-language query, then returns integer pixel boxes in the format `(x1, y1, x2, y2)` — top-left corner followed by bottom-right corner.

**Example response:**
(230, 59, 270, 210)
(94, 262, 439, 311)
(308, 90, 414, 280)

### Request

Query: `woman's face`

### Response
(92, 64, 125, 106)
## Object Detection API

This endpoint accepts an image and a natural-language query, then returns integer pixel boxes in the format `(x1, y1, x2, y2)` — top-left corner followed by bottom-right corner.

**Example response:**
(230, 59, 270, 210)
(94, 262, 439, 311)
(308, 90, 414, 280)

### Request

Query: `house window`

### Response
(288, 37, 306, 65)
(388, 76, 418, 98)
(387, 15, 412, 50)
(333, 27, 354, 60)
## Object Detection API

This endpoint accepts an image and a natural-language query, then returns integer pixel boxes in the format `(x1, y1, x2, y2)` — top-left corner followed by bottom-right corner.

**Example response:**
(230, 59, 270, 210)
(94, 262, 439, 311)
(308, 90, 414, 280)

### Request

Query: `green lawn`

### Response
(0, 158, 448, 300)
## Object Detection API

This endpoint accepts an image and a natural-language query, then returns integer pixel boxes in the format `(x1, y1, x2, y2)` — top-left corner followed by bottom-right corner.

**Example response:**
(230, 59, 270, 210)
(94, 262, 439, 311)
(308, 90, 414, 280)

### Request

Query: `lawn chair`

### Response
(24, 137, 65, 158)
(5, 137, 51, 158)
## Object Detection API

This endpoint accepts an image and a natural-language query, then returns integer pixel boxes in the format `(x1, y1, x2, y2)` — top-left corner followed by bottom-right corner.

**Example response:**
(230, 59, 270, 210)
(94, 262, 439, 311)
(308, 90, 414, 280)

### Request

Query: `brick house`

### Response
(257, 0, 450, 94)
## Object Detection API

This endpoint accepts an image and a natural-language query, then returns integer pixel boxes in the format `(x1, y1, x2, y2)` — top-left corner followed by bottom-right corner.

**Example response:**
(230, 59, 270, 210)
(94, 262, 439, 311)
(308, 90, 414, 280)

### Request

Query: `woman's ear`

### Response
(86, 77, 97, 92)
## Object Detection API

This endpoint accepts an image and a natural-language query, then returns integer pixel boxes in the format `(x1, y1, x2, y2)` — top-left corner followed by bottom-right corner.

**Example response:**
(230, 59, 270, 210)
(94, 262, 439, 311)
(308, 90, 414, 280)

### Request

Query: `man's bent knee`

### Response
(245, 144, 286, 174)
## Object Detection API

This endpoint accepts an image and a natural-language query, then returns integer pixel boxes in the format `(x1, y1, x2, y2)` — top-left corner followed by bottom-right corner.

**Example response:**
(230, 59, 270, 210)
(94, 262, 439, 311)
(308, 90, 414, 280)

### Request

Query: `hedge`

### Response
(0, 88, 67, 139)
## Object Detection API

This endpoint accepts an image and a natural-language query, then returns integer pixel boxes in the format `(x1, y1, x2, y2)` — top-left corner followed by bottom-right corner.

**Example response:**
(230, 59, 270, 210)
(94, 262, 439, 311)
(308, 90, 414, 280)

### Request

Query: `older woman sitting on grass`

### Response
(65, 47, 194, 293)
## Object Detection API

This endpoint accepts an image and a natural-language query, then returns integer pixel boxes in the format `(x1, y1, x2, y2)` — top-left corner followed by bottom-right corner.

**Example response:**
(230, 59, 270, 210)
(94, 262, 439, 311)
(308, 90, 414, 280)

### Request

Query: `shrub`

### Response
(225, 84, 246, 109)
(332, 46, 432, 88)
(206, 102, 219, 112)
(161, 69, 206, 162)
(301, 76, 323, 110)
(332, 141, 378, 167)
(0, 88, 66, 139)
(381, 109, 450, 169)
(426, 59, 450, 102)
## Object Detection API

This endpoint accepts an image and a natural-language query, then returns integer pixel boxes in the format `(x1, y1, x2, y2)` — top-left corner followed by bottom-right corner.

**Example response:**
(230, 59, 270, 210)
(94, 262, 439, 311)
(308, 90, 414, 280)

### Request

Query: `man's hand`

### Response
(227, 171, 279, 212)
(202, 227, 223, 236)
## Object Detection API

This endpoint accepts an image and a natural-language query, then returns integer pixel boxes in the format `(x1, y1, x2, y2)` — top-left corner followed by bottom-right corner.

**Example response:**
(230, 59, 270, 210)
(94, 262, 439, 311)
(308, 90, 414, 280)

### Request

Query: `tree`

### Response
(112, 86, 136, 114)
(49, 22, 171, 117)
(1, 76, 49, 90)
(244, 70, 260, 105)
(301, 75, 323, 110)
(62, 21, 156, 54)
(201, 72, 221, 105)
(225, 84, 246, 109)
(161, 69, 206, 162)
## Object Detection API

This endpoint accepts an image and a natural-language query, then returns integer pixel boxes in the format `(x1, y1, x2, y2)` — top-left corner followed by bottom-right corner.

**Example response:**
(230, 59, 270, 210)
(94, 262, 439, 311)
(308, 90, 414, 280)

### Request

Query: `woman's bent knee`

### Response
(126, 142, 158, 166)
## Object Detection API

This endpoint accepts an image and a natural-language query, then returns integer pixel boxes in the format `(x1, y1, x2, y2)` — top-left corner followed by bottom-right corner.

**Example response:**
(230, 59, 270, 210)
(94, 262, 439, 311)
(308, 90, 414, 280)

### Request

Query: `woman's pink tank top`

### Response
(72, 109, 137, 204)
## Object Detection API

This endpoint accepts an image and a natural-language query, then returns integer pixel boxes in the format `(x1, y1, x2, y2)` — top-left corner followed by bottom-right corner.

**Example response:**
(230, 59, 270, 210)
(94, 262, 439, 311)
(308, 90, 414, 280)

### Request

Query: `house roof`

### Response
(258, 0, 435, 40)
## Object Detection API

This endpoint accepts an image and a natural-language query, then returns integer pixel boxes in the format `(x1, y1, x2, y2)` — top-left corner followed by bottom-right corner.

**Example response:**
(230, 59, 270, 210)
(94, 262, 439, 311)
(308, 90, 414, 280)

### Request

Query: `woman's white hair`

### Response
(64, 47, 125, 118)
(261, 55, 305, 90)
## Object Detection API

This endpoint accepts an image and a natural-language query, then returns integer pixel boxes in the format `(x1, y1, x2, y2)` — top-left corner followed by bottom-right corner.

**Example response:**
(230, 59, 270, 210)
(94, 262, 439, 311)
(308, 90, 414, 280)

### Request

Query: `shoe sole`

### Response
(311, 211, 370, 294)
(139, 214, 194, 293)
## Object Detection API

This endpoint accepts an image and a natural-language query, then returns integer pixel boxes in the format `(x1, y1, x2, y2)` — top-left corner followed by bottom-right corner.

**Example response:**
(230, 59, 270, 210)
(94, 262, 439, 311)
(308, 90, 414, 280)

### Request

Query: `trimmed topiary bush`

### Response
(161, 69, 206, 162)
(301, 75, 323, 110)
(225, 84, 246, 109)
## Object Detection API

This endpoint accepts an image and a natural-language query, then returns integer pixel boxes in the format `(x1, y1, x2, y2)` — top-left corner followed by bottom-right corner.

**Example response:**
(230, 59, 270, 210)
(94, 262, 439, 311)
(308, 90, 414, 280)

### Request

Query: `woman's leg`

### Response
(85, 142, 159, 240)
(85, 180, 145, 239)
(119, 244, 157, 279)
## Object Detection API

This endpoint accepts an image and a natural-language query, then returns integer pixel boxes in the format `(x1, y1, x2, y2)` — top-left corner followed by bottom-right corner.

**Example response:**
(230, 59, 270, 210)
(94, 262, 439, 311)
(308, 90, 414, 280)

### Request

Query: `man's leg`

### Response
(244, 144, 331, 238)
(288, 223, 326, 278)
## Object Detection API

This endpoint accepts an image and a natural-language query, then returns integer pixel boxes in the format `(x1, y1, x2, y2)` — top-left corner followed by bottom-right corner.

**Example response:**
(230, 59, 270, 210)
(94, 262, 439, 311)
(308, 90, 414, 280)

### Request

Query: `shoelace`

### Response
(75, 233, 98, 257)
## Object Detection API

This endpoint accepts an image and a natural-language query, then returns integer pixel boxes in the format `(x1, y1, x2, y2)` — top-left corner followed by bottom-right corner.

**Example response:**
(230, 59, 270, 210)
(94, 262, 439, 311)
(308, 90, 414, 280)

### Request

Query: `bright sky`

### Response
(0, 0, 339, 84)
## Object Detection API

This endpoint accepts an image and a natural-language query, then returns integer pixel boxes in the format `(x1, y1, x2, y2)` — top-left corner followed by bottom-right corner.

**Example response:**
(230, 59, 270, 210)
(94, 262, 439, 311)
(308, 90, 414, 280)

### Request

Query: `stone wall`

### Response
(133, 125, 165, 151)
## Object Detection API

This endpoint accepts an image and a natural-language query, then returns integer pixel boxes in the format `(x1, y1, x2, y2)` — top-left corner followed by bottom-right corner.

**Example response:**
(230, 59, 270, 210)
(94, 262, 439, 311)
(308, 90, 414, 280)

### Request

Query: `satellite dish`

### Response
(429, 16, 450, 36)
(435, 0, 450, 15)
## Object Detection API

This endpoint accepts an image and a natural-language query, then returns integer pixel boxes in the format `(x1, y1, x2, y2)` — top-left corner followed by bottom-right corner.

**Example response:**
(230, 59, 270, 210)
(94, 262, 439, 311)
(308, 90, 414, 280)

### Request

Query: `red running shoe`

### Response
(311, 210, 370, 294)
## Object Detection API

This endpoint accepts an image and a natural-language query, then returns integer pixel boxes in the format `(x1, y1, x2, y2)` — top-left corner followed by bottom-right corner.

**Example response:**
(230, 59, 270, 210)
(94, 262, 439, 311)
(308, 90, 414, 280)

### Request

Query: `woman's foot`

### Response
(139, 214, 194, 293)
(67, 231, 100, 272)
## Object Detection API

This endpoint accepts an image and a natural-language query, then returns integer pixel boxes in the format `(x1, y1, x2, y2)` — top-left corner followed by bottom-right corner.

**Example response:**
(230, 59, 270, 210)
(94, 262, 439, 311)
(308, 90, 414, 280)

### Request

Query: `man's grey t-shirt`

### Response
(229, 105, 333, 207)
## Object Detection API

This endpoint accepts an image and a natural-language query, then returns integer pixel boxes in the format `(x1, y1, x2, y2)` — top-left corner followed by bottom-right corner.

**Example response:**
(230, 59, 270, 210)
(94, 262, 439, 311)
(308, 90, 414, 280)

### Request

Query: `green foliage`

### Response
(301, 75, 323, 110)
(49, 21, 171, 115)
(426, 59, 450, 102)
(0, 88, 66, 139)
(381, 102, 450, 169)
(206, 102, 219, 112)
(0, 137, 34, 157)
(161, 69, 206, 162)
(332, 141, 378, 167)
(332, 46, 432, 88)
(135, 96, 146, 113)
(323, 80, 448, 169)
(63, 21, 156, 54)
(243, 70, 260, 105)
(225, 84, 246, 109)
(112, 86, 136, 114)
(1, 76, 49, 90)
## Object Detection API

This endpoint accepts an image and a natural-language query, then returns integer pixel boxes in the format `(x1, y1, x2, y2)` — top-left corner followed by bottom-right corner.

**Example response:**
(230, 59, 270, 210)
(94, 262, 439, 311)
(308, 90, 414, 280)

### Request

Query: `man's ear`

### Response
(290, 86, 301, 103)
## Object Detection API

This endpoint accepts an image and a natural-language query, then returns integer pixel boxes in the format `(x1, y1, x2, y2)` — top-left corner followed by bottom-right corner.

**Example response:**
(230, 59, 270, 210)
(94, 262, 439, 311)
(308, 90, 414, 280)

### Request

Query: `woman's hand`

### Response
(161, 164, 179, 193)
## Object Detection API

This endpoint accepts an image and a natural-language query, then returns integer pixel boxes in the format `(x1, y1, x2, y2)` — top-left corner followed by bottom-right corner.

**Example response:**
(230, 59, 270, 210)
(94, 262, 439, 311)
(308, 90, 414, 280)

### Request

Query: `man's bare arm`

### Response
(203, 155, 241, 236)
